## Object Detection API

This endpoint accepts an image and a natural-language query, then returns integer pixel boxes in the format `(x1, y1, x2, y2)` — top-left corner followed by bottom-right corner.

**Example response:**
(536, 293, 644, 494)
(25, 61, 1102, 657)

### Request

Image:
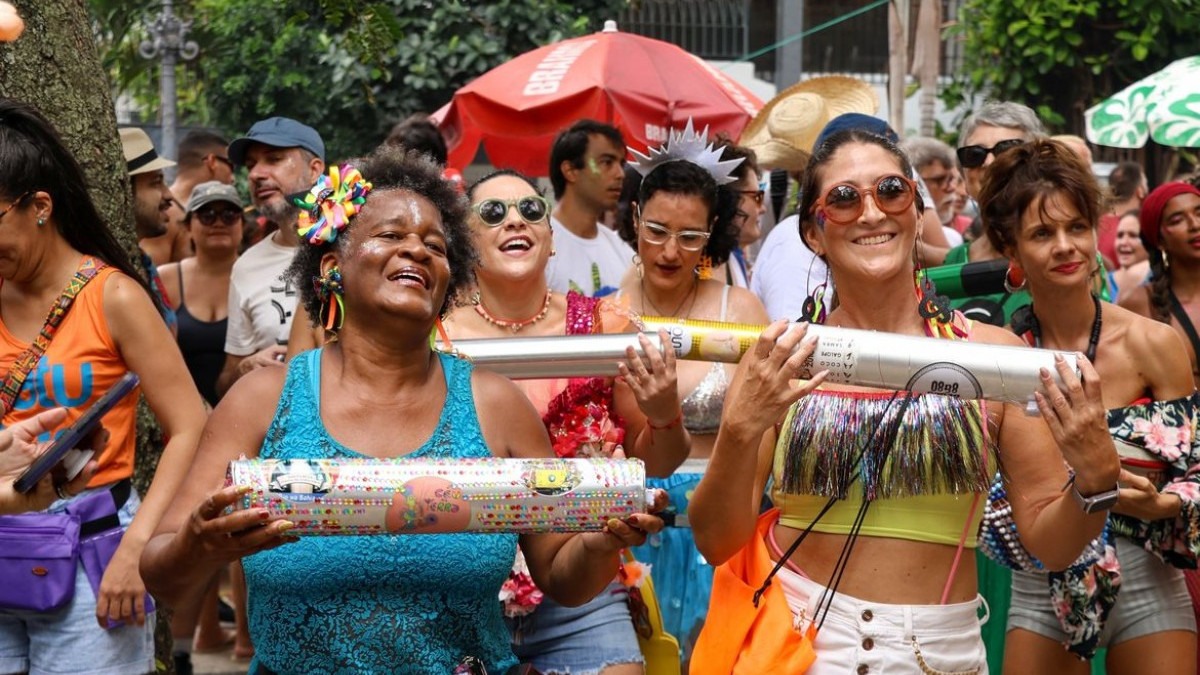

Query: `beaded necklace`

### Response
(473, 289, 553, 333)
(1028, 294, 1102, 362)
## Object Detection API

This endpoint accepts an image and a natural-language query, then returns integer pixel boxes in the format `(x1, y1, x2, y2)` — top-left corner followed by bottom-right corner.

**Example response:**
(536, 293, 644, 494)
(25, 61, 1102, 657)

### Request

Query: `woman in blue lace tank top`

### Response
(141, 148, 666, 675)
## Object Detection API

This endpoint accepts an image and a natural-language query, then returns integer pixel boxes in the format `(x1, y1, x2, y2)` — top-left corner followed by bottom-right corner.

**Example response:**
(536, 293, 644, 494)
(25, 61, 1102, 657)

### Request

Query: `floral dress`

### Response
(500, 292, 631, 618)
(981, 393, 1200, 658)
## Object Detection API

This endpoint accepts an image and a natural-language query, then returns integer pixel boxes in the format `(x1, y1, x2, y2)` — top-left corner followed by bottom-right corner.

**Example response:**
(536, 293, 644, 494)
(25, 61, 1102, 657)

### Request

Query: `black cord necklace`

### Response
(1029, 294, 1103, 362)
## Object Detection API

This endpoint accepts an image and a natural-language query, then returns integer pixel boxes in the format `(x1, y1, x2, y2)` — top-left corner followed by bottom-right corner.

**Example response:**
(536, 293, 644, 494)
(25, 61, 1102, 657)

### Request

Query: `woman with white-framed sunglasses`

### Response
(614, 135, 770, 666)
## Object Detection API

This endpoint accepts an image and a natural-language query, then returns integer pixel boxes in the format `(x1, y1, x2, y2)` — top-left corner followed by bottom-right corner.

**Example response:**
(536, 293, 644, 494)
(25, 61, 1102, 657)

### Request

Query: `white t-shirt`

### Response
(224, 235, 299, 356)
(544, 217, 635, 298)
(749, 215, 833, 322)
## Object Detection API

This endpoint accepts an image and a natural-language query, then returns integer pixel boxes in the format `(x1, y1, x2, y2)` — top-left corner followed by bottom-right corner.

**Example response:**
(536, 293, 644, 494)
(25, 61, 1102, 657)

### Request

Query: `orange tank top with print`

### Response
(0, 264, 139, 487)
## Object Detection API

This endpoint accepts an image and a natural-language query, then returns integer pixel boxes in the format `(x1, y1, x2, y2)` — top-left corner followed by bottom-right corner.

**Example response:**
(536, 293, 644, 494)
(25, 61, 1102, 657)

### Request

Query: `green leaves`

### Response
(944, 0, 1200, 139)
(89, 0, 626, 160)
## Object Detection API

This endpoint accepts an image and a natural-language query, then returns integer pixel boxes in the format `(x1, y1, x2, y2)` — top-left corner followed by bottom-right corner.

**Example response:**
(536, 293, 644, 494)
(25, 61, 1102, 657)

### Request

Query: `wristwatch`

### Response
(1071, 483, 1120, 514)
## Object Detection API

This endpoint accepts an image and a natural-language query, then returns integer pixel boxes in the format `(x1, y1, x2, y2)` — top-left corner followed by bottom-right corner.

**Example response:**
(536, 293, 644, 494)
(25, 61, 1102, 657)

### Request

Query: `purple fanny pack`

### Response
(0, 511, 80, 612)
(0, 480, 153, 621)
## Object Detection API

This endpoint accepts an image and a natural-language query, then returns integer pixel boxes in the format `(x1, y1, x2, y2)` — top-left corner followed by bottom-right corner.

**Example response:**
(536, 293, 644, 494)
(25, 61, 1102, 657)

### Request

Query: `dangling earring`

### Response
(802, 264, 829, 324)
(696, 255, 713, 280)
(314, 266, 345, 331)
(633, 254, 644, 280)
(1003, 263, 1027, 293)
(915, 269, 952, 325)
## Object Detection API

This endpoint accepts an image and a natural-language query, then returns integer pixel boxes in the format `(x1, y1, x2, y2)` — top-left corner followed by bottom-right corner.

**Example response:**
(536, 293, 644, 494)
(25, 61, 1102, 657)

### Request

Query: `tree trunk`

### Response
(887, 0, 909, 134)
(0, 0, 134, 245)
(910, 0, 940, 137)
(0, 2, 174, 672)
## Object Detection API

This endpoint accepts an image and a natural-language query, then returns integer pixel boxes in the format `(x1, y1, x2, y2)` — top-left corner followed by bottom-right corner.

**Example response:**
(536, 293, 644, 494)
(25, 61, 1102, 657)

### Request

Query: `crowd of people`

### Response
(1, 65, 1199, 675)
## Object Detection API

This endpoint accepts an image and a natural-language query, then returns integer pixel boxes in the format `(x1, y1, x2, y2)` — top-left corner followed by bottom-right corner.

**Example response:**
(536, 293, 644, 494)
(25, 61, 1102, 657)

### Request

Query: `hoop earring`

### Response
(314, 266, 345, 331)
(802, 264, 829, 324)
(696, 255, 713, 280)
(1003, 263, 1027, 293)
(633, 254, 644, 280)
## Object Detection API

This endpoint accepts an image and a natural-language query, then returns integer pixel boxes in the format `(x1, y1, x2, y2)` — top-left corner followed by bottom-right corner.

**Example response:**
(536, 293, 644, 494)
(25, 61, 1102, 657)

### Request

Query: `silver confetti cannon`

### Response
(444, 319, 1077, 407)
(640, 317, 1077, 407)
(227, 457, 649, 535)
(444, 333, 652, 379)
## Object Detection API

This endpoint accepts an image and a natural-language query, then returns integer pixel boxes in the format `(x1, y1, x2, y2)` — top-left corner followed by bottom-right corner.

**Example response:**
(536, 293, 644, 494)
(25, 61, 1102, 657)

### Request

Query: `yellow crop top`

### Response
(771, 388, 997, 547)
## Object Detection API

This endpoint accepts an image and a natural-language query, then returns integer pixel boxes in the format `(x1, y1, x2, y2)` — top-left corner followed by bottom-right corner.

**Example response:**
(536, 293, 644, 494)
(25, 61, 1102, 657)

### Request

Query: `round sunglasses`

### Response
(956, 139, 1025, 169)
(813, 174, 917, 225)
(472, 196, 550, 227)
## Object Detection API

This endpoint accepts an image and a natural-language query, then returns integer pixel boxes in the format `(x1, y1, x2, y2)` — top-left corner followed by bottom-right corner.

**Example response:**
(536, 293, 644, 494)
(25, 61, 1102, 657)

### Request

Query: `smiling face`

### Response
(1011, 190, 1097, 293)
(1157, 192, 1200, 265)
(333, 189, 451, 325)
(131, 170, 174, 239)
(1114, 213, 1147, 269)
(636, 191, 712, 295)
(802, 141, 920, 286)
(468, 174, 551, 286)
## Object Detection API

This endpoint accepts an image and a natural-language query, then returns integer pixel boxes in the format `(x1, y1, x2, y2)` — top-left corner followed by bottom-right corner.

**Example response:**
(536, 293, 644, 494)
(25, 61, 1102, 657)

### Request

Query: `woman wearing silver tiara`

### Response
(613, 123, 769, 666)
(988, 151, 1198, 675)
(688, 128, 1121, 674)
(441, 169, 689, 675)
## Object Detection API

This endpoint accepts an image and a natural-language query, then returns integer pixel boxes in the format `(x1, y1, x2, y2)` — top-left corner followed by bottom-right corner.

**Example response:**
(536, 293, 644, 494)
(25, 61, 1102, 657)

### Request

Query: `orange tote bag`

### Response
(691, 508, 816, 674)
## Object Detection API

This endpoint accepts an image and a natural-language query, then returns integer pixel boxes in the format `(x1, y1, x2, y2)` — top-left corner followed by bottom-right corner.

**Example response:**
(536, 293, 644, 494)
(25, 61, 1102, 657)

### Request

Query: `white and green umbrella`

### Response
(1085, 56, 1200, 148)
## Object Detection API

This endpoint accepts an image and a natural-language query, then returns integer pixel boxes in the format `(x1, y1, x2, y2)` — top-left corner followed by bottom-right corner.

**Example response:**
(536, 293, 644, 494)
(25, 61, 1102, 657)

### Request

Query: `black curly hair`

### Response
(618, 160, 740, 266)
(287, 146, 475, 326)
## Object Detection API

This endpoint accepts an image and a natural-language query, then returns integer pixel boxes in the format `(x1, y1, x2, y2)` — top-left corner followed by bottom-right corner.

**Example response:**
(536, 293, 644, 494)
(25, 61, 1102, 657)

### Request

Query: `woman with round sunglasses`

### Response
(614, 146, 769, 665)
(689, 129, 1120, 674)
(158, 181, 246, 407)
(441, 170, 688, 675)
(979, 141, 1196, 675)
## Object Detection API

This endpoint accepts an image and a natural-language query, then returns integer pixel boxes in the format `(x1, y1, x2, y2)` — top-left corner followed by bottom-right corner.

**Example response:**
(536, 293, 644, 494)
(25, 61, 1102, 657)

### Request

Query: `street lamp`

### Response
(138, 0, 198, 179)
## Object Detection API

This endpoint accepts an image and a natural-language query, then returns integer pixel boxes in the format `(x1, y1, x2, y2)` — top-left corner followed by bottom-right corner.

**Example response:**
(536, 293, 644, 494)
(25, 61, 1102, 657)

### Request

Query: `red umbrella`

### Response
(433, 21, 763, 175)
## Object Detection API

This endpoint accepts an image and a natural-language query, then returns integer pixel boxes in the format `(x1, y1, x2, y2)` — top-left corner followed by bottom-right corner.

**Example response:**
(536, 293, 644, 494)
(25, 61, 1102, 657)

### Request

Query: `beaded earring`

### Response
(314, 266, 345, 331)
(802, 266, 828, 324)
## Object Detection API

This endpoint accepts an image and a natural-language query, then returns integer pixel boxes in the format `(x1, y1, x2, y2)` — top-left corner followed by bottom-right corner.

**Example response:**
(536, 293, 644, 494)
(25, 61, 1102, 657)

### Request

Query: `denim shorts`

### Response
(0, 488, 156, 675)
(1008, 536, 1196, 646)
(778, 566, 989, 674)
(508, 580, 644, 674)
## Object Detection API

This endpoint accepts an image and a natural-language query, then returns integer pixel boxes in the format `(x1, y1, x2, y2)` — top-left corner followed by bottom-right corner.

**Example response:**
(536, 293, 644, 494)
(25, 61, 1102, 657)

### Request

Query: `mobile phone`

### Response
(13, 373, 140, 494)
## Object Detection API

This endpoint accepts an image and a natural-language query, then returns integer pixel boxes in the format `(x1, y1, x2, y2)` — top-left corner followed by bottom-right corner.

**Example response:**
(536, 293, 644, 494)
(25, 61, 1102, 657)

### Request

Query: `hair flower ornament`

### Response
(629, 118, 744, 185)
(292, 164, 373, 245)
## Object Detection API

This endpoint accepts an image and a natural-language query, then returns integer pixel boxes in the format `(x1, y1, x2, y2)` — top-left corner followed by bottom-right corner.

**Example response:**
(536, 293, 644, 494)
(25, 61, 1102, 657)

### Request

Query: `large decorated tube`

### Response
(227, 457, 650, 535)
(640, 317, 1076, 407)
(444, 319, 1077, 407)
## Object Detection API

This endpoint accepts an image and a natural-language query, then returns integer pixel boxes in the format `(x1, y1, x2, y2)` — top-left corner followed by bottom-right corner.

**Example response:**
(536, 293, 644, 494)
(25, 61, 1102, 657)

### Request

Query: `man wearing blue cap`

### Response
(215, 117, 325, 397)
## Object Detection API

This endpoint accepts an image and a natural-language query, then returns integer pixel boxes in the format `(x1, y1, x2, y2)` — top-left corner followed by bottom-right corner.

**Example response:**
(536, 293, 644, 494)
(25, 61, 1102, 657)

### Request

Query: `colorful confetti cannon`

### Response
(227, 457, 649, 535)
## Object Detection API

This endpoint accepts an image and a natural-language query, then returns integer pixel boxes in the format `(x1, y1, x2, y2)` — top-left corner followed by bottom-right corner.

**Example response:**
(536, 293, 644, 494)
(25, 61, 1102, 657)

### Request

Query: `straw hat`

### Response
(740, 76, 878, 172)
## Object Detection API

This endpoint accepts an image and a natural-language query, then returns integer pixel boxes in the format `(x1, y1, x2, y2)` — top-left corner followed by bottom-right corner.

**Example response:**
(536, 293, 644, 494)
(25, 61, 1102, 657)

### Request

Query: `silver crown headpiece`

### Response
(629, 119, 744, 185)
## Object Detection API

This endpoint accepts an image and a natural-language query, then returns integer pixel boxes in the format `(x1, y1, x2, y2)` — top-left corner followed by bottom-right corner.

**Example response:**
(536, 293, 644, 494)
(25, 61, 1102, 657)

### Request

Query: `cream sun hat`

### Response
(740, 76, 878, 172)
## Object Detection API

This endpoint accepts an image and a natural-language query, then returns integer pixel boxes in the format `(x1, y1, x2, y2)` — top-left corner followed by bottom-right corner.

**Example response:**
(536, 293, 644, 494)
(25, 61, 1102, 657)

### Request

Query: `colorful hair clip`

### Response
(292, 164, 373, 245)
